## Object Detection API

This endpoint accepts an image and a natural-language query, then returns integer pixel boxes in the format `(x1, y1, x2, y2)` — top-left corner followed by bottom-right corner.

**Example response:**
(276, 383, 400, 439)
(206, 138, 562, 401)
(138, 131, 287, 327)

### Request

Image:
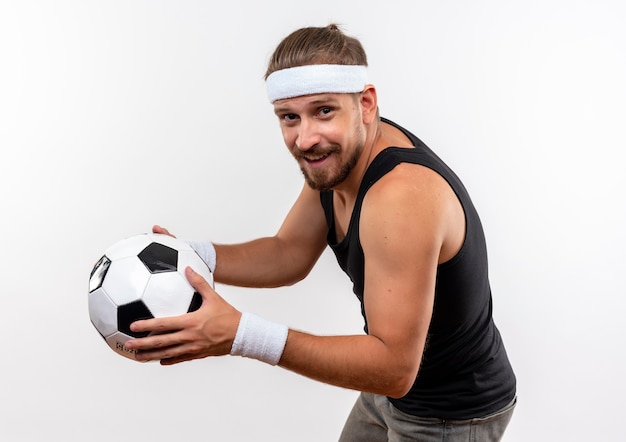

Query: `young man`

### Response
(125, 24, 517, 441)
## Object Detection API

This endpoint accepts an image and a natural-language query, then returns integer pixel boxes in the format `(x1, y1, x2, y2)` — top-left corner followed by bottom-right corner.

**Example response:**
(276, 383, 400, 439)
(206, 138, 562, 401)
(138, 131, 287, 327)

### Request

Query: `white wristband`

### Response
(230, 312, 289, 366)
(186, 240, 216, 273)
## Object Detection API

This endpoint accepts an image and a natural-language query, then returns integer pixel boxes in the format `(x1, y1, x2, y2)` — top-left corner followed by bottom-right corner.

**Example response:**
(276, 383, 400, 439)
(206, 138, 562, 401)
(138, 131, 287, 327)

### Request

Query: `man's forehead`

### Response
(272, 93, 346, 112)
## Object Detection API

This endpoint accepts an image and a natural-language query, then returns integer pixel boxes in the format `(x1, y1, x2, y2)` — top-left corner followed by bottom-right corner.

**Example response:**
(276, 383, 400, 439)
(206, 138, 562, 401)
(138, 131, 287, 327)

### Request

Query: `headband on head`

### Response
(266, 64, 368, 103)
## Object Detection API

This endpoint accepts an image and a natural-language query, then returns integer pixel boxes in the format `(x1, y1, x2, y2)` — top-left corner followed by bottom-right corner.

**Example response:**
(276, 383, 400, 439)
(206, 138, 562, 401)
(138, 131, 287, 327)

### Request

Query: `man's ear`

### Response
(360, 84, 378, 124)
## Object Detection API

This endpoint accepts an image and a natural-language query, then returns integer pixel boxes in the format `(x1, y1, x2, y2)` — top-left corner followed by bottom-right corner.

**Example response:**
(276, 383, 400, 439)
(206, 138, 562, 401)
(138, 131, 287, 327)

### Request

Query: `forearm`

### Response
(277, 330, 420, 398)
(213, 237, 322, 288)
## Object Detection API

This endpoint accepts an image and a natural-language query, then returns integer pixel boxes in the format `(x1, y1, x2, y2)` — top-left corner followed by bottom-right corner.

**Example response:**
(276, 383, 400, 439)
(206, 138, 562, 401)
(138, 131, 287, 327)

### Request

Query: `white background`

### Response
(1, 1, 624, 441)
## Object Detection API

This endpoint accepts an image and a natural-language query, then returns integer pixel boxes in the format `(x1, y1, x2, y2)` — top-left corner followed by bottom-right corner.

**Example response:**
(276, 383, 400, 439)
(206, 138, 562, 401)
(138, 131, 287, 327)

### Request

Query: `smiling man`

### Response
(125, 24, 517, 442)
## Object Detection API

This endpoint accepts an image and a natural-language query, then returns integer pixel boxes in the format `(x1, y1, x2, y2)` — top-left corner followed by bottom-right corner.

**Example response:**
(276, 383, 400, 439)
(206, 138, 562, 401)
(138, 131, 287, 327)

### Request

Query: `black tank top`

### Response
(320, 118, 516, 419)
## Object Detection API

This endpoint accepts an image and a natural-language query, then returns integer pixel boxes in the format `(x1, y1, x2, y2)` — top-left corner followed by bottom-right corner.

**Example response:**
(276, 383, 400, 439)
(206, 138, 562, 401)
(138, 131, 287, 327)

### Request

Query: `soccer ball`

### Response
(88, 233, 213, 361)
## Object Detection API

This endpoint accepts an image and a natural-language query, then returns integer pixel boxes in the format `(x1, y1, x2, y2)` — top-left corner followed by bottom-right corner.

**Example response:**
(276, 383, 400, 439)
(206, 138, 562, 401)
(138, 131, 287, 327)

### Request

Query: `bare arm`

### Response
(277, 165, 462, 397)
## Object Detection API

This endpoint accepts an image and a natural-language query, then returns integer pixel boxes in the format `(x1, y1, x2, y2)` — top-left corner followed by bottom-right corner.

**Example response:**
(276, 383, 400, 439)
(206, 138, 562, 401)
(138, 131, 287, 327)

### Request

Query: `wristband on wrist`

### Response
(186, 240, 216, 273)
(230, 312, 289, 366)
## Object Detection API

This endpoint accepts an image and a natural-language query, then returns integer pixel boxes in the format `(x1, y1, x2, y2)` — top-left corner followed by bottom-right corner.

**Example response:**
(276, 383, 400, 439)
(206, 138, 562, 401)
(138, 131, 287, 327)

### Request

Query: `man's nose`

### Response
(295, 118, 321, 151)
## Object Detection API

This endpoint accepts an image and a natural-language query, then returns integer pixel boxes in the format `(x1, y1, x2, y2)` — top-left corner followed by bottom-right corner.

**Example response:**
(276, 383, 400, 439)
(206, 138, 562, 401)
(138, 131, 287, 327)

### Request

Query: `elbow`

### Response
(371, 341, 423, 398)
(383, 366, 419, 399)
(286, 271, 310, 286)
(281, 262, 316, 287)
(386, 377, 415, 399)
(276, 268, 309, 287)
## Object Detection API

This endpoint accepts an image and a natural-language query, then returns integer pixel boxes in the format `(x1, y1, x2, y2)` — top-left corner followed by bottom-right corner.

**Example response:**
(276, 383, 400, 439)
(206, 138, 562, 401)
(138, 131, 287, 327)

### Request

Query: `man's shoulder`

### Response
(363, 162, 451, 209)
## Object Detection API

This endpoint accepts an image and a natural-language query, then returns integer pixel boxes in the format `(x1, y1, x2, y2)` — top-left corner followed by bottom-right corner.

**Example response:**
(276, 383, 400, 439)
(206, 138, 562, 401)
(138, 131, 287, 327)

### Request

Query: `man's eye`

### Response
(283, 113, 298, 121)
(319, 107, 332, 116)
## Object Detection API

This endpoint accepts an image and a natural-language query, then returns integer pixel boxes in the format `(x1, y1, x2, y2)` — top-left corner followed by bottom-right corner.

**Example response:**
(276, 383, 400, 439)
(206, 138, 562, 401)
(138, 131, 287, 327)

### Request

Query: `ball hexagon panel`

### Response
(177, 249, 214, 287)
(101, 256, 151, 306)
(143, 271, 194, 318)
(138, 242, 178, 273)
(117, 300, 153, 338)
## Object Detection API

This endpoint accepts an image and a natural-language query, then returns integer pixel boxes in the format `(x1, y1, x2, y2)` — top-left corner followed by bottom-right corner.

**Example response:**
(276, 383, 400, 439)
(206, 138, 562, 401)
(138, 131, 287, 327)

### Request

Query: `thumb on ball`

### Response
(185, 266, 211, 294)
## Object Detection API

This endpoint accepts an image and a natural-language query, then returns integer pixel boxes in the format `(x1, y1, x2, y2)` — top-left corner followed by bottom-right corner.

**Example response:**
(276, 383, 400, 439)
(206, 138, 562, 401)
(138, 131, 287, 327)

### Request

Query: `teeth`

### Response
(306, 153, 329, 161)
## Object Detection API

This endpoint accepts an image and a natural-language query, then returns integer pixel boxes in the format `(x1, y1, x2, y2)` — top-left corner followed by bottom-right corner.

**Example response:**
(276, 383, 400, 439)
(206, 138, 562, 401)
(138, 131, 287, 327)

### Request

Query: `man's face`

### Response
(273, 93, 365, 191)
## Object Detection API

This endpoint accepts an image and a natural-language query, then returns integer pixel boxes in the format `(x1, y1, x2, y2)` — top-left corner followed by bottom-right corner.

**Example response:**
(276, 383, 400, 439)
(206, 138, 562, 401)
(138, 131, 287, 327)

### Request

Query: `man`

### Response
(125, 24, 516, 441)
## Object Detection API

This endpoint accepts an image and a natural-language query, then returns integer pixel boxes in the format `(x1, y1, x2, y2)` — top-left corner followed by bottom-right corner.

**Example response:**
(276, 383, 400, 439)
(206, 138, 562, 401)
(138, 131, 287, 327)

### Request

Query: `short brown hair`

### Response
(264, 24, 368, 80)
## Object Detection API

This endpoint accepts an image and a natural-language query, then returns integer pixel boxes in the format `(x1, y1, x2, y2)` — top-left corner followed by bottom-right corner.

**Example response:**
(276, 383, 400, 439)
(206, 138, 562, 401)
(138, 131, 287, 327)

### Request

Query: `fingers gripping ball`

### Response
(88, 233, 214, 361)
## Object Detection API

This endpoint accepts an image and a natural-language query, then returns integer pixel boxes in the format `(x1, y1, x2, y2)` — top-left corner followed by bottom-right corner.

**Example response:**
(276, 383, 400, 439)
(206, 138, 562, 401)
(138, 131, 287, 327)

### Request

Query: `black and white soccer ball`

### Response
(88, 233, 213, 361)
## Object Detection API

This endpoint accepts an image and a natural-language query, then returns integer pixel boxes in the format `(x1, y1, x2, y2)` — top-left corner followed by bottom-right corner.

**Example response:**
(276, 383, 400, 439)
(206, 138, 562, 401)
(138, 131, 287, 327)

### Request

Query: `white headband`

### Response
(266, 64, 368, 103)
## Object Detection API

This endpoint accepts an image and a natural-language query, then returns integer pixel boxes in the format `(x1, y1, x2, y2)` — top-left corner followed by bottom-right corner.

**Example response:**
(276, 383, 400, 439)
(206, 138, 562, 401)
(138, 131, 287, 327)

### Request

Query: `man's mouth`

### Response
(303, 152, 331, 164)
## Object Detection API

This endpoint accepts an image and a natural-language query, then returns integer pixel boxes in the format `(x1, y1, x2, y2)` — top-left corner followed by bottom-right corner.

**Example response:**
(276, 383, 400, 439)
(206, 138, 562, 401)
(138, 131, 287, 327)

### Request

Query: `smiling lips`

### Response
(303, 152, 331, 165)
(295, 146, 338, 167)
